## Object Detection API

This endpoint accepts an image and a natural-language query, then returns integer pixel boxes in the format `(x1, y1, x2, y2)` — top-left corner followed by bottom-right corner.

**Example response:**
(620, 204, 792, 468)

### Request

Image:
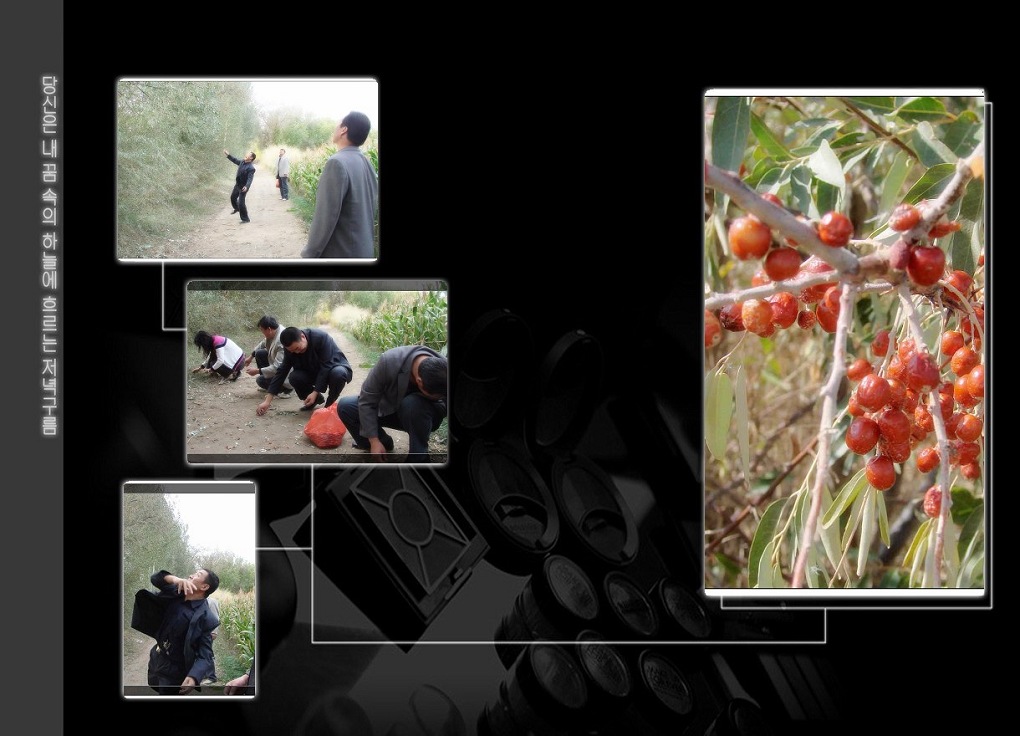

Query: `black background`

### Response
(16, 13, 999, 733)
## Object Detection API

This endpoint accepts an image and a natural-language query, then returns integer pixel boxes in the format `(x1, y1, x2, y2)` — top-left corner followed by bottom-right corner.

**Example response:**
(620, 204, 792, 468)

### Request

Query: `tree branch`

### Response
(838, 98, 918, 161)
(706, 164, 861, 275)
(792, 282, 856, 588)
(897, 284, 954, 587)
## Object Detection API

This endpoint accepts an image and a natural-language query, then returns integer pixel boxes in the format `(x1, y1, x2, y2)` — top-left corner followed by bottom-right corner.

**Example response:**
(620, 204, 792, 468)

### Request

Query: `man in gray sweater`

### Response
(337, 345, 447, 462)
(243, 315, 293, 396)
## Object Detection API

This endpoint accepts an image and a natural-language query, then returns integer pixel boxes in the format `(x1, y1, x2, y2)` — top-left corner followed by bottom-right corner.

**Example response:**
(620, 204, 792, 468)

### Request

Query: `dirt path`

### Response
(185, 326, 447, 463)
(164, 166, 308, 259)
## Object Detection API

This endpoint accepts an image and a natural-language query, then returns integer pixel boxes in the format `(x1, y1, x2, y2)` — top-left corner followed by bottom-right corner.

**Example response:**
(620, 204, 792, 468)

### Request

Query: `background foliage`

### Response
(117, 81, 261, 257)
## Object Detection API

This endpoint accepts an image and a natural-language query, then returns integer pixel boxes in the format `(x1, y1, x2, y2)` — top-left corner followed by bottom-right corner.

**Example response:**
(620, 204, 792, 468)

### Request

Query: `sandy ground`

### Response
(137, 165, 309, 260)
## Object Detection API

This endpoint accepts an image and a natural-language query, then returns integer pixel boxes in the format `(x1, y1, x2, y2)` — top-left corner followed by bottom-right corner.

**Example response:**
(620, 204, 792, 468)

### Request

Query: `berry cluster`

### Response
(706, 191, 985, 505)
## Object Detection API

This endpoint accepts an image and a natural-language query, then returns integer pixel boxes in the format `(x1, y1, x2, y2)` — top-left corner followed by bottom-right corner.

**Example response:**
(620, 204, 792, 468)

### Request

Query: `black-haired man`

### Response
(301, 111, 378, 259)
(337, 345, 447, 462)
(224, 148, 256, 223)
(137, 568, 220, 695)
(244, 315, 293, 396)
(256, 327, 353, 416)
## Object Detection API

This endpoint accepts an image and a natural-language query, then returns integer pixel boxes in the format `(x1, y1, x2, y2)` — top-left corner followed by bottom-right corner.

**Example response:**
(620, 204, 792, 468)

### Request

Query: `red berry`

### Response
(763, 247, 802, 282)
(818, 211, 853, 247)
(761, 192, 783, 207)
(767, 292, 799, 329)
(889, 203, 921, 232)
(797, 310, 816, 329)
(943, 270, 973, 308)
(876, 408, 911, 444)
(940, 330, 965, 357)
(928, 219, 961, 238)
(886, 378, 908, 410)
(728, 216, 772, 260)
(847, 358, 873, 382)
(857, 374, 892, 411)
(742, 299, 775, 337)
(955, 414, 983, 443)
(916, 447, 940, 473)
(954, 375, 979, 408)
(897, 339, 917, 361)
(822, 285, 841, 312)
(705, 310, 722, 348)
(872, 329, 890, 357)
(950, 346, 979, 377)
(907, 246, 946, 287)
(886, 353, 906, 382)
(951, 441, 980, 466)
(910, 421, 929, 442)
(904, 353, 940, 393)
(866, 455, 897, 491)
(888, 239, 912, 270)
(719, 303, 745, 331)
(944, 413, 963, 440)
(847, 394, 866, 417)
(815, 301, 838, 333)
(961, 305, 985, 344)
(751, 269, 772, 287)
(797, 256, 837, 304)
(923, 486, 942, 518)
(961, 462, 981, 480)
(935, 386, 955, 419)
(846, 417, 881, 454)
(902, 387, 920, 413)
(965, 364, 984, 399)
(878, 438, 911, 464)
(914, 405, 934, 434)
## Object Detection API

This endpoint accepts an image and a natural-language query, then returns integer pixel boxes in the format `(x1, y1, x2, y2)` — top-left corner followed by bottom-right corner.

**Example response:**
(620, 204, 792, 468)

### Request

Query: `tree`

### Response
(703, 95, 985, 590)
(122, 486, 193, 621)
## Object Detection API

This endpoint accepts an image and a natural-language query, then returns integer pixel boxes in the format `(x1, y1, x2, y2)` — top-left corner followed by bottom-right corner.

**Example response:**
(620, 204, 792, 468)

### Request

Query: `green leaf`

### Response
(734, 366, 750, 487)
(844, 97, 896, 115)
(748, 498, 787, 588)
(876, 490, 890, 548)
(756, 540, 779, 588)
(841, 147, 873, 174)
(815, 181, 840, 218)
(946, 180, 984, 275)
(808, 139, 847, 191)
(857, 488, 877, 577)
(894, 97, 948, 122)
(841, 486, 869, 549)
(958, 551, 984, 589)
(909, 122, 958, 167)
(878, 151, 912, 218)
(943, 110, 983, 156)
(957, 501, 984, 558)
(750, 113, 791, 161)
(830, 132, 868, 151)
(712, 96, 752, 174)
(950, 488, 982, 526)
(745, 158, 778, 188)
(705, 368, 733, 461)
(904, 517, 931, 569)
(922, 522, 938, 588)
(822, 467, 867, 529)
(790, 165, 816, 219)
(903, 163, 957, 205)
(819, 486, 846, 581)
(944, 512, 960, 582)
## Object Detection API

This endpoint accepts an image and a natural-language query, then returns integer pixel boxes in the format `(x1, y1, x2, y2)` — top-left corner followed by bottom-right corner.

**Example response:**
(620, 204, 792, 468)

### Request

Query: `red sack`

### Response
(275, 179, 281, 188)
(303, 406, 347, 448)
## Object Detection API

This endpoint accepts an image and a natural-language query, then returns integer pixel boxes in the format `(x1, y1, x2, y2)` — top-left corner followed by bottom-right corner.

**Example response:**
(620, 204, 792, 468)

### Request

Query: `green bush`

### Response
(351, 291, 447, 352)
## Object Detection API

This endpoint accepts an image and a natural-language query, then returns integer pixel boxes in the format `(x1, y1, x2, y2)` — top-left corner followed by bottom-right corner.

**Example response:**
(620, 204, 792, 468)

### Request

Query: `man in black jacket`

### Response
(223, 148, 256, 223)
(138, 568, 220, 695)
(256, 327, 353, 416)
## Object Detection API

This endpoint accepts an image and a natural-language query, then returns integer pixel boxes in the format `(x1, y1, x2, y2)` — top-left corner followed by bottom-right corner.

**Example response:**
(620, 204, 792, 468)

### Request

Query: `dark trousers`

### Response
(147, 645, 185, 696)
(252, 349, 291, 390)
(289, 364, 352, 407)
(230, 185, 250, 222)
(278, 175, 289, 199)
(338, 394, 446, 461)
